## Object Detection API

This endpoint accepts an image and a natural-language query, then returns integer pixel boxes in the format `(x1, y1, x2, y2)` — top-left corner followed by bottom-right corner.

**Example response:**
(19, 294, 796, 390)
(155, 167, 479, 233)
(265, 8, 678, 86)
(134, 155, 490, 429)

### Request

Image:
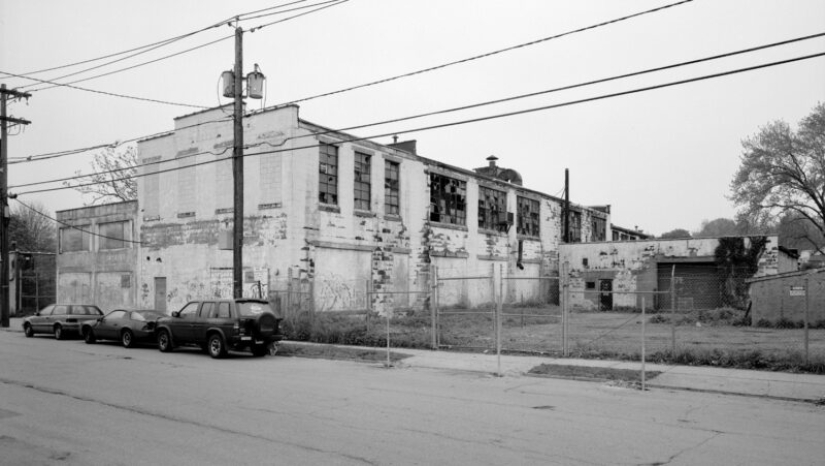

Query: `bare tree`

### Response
(63, 144, 137, 204)
(730, 103, 825, 253)
(8, 201, 56, 253)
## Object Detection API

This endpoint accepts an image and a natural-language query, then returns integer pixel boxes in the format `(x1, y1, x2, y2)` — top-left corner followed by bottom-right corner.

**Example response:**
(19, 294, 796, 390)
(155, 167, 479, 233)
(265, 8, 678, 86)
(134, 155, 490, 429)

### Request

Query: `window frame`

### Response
(60, 225, 91, 253)
(319, 143, 339, 205)
(429, 173, 467, 226)
(516, 196, 540, 237)
(98, 220, 131, 250)
(384, 160, 400, 216)
(478, 186, 507, 231)
(354, 151, 371, 211)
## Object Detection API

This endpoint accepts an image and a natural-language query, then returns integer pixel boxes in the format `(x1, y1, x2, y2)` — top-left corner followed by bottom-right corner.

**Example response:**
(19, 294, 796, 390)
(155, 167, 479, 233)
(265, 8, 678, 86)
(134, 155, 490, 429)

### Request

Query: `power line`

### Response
(11, 114, 231, 163)
(249, 0, 351, 32)
(14, 48, 825, 195)
(26, 35, 234, 92)
(3, 1, 317, 85)
(237, 0, 340, 23)
(278, 0, 694, 105)
(12, 198, 145, 245)
(0, 70, 209, 109)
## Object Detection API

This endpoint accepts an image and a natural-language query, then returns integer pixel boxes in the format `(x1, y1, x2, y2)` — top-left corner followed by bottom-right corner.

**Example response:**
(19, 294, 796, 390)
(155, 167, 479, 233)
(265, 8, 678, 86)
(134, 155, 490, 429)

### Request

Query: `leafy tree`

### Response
(659, 228, 692, 239)
(730, 103, 825, 253)
(63, 144, 137, 204)
(693, 218, 738, 238)
(8, 201, 56, 252)
(775, 212, 825, 251)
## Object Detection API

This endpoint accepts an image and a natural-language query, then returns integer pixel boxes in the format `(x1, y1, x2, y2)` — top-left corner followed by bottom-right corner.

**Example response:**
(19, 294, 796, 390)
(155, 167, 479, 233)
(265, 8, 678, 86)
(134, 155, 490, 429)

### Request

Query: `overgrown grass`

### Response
(282, 309, 825, 374)
(648, 307, 750, 327)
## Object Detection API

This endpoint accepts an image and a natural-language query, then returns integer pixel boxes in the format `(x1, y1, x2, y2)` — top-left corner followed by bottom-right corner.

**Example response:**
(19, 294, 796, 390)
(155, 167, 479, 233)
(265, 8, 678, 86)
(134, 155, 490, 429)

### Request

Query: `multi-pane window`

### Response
(385, 160, 400, 215)
(591, 217, 607, 242)
(516, 196, 540, 237)
(569, 211, 582, 242)
(60, 226, 91, 252)
(478, 187, 507, 230)
(99, 221, 130, 250)
(429, 173, 466, 225)
(319, 143, 338, 205)
(354, 152, 371, 210)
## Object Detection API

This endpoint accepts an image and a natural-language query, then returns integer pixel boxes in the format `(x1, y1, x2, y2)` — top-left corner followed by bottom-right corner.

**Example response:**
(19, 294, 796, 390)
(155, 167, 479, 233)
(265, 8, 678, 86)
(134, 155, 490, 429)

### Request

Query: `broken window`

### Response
(569, 210, 582, 242)
(478, 186, 507, 231)
(591, 216, 607, 242)
(60, 226, 91, 253)
(99, 221, 131, 250)
(385, 160, 400, 215)
(429, 173, 466, 225)
(319, 143, 338, 205)
(354, 152, 371, 210)
(516, 196, 540, 237)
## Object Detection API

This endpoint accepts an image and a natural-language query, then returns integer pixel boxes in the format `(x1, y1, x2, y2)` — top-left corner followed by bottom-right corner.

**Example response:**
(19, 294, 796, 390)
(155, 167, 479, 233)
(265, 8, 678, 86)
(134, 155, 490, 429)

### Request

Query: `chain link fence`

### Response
(268, 264, 825, 373)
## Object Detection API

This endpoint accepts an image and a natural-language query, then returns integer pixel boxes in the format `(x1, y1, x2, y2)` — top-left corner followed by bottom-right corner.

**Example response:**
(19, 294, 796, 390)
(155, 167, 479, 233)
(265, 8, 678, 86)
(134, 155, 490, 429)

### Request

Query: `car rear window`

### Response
(237, 302, 273, 317)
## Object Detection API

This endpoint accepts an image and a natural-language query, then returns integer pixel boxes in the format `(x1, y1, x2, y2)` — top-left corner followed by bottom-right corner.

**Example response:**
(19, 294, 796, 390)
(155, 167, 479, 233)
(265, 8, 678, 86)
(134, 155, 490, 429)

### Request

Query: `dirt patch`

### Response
(277, 342, 412, 364)
(528, 363, 661, 383)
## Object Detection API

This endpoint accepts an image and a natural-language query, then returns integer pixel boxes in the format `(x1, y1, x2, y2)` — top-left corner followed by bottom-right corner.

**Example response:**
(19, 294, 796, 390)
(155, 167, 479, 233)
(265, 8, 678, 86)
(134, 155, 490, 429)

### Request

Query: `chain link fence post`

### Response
(641, 296, 647, 391)
(670, 264, 676, 354)
(805, 276, 810, 365)
(496, 263, 503, 377)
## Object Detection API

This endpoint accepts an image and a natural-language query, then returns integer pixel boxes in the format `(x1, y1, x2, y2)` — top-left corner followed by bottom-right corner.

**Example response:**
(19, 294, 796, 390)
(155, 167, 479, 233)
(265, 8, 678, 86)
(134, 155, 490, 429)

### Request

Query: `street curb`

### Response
(645, 382, 825, 404)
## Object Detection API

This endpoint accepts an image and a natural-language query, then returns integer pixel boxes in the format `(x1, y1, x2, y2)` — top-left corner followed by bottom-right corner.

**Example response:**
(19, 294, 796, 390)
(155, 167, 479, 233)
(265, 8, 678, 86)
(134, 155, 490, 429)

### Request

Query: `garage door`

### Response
(657, 263, 720, 311)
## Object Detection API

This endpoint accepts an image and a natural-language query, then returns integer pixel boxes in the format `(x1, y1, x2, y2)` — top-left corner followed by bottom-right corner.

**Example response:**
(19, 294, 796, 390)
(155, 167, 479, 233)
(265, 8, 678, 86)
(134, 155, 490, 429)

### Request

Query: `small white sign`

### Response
(790, 286, 805, 297)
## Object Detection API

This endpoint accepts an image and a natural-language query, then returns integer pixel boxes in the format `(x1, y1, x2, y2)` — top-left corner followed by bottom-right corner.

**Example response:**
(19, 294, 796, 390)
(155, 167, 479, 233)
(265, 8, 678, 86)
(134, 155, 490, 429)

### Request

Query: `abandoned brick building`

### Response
(56, 104, 621, 313)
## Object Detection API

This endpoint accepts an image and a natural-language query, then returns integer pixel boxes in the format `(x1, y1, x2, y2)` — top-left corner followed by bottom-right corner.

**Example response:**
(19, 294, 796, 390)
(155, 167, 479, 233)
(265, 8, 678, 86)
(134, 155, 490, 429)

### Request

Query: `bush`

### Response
(756, 318, 775, 328)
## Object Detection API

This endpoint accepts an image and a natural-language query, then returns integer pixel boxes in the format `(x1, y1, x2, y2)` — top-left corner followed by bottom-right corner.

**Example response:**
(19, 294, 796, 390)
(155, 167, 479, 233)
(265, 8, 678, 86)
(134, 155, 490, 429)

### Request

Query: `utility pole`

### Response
(232, 23, 244, 300)
(1, 84, 32, 327)
(563, 168, 570, 243)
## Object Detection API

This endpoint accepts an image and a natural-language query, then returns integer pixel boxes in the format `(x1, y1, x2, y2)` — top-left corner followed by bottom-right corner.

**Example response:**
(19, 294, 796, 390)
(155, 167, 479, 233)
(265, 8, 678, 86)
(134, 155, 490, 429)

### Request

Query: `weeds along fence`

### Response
(269, 263, 825, 373)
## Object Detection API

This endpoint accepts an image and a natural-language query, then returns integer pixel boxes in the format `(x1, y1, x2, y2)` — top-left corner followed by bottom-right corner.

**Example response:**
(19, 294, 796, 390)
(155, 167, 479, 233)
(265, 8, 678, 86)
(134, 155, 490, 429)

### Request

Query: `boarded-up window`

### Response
(429, 173, 466, 225)
(591, 216, 606, 242)
(99, 221, 131, 250)
(60, 226, 91, 253)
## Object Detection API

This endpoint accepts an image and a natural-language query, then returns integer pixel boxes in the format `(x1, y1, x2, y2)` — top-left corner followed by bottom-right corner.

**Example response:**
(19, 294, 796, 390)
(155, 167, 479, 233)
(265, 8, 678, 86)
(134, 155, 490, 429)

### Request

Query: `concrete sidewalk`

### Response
(389, 346, 825, 403)
(4, 317, 824, 403)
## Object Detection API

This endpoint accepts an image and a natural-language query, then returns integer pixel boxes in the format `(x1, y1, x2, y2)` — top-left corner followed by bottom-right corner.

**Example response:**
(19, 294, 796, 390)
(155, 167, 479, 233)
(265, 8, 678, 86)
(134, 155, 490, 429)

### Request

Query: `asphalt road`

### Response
(0, 330, 823, 466)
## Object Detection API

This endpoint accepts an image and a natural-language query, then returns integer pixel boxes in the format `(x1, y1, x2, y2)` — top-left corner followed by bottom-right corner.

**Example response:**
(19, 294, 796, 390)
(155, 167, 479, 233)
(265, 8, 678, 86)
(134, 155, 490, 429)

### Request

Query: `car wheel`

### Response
(23, 324, 34, 338)
(54, 325, 64, 340)
(121, 329, 135, 348)
(157, 330, 173, 353)
(207, 334, 227, 359)
(84, 328, 96, 344)
(251, 344, 268, 357)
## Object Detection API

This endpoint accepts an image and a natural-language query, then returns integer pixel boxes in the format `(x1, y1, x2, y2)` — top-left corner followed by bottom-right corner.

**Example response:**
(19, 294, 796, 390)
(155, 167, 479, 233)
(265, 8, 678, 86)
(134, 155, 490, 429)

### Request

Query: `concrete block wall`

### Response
(748, 270, 825, 325)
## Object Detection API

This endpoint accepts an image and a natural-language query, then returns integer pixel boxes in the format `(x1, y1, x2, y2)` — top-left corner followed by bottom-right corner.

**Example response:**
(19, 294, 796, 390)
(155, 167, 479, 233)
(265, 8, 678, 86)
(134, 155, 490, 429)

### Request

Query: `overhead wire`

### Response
(0, 70, 209, 109)
(12, 49, 825, 197)
(277, 0, 695, 105)
(249, 0, 350, 32)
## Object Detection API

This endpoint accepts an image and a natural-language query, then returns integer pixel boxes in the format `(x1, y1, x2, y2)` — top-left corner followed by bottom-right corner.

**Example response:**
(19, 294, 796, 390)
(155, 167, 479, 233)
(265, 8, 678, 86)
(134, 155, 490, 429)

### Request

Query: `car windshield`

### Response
(237, 302, 273, 317)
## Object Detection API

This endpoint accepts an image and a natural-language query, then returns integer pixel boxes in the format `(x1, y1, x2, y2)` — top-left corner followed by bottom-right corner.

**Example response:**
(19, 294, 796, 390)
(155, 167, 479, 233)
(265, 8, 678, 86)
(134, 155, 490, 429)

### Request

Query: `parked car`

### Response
(22, 304, 104, 340)
(82, 309, 166, 348)
(154, 299, 283, 358)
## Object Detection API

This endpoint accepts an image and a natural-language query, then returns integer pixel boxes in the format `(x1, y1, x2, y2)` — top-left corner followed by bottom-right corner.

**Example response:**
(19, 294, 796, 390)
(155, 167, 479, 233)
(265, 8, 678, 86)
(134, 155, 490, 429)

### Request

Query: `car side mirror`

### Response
(172, 311, 180, 318)
(97, 317, 104, 322)
(35, 312, 40, 316)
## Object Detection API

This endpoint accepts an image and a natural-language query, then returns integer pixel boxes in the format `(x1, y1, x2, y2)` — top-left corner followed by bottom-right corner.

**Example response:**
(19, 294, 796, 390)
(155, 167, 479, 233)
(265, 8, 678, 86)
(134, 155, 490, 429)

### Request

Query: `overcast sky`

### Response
(1, 0, 824, 236)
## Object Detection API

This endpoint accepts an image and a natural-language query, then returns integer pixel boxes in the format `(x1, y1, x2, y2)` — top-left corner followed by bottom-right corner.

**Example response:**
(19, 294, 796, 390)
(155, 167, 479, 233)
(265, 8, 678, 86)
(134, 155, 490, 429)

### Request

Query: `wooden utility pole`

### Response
(1, 85, 32, 327)
(563, 168, 570, 243)
(232, 24, 244, 299)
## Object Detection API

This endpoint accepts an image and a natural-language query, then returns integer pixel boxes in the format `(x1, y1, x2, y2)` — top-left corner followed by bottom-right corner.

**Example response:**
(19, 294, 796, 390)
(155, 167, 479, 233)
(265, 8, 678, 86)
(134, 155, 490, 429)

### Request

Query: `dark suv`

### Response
(154, 299, 283, 358)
